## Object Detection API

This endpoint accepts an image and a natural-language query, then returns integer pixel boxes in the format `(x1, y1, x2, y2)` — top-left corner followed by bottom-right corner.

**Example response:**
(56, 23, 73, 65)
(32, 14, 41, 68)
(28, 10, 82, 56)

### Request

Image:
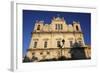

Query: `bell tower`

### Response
(73, 21, 81, 32)
(34, 20, 44, 32)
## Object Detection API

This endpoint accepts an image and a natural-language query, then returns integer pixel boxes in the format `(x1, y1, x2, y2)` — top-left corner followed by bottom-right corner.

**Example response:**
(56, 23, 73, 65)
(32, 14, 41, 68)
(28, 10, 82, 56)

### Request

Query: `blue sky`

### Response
(23, 10, 91, 56)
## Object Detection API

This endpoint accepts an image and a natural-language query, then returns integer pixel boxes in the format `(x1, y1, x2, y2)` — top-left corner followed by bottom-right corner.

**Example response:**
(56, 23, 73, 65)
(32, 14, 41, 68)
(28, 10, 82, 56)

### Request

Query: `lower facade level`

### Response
(25, 47, 91, 62)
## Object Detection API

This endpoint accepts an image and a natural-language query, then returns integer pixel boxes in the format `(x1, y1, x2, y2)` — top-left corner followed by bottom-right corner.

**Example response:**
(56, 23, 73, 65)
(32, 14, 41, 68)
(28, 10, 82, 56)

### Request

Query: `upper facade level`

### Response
(33, 16, 82, 33)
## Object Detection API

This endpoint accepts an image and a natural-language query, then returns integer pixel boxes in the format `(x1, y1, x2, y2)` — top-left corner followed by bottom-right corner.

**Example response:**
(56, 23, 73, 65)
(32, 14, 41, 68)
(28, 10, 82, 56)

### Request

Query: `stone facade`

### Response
(26, 16, 91, 61)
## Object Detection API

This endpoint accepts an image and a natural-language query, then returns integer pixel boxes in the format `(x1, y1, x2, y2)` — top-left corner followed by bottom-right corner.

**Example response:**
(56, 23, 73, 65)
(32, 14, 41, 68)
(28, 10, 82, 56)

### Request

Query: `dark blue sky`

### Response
(23, 10, 91, 56)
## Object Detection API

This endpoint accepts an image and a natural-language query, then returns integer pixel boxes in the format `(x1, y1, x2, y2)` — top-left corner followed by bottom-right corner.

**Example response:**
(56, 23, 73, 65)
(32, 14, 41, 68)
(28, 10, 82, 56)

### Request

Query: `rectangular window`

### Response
(60, 24, 63, 30)
(70, 41, 73, 47)
(55, 24, 63, 30)
(57, 41, 60, 47)
(44, 41, 47, 48)
(34, 41, 37, 48)
(58, 24, 60, 30)
(55, 24, 57, 30)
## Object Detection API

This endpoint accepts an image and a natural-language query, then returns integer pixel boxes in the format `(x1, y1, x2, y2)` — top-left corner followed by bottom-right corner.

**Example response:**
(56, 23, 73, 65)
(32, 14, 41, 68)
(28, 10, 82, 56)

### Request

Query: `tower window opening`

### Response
(76, 25, 79, 31)
(37, 25, 40, 30)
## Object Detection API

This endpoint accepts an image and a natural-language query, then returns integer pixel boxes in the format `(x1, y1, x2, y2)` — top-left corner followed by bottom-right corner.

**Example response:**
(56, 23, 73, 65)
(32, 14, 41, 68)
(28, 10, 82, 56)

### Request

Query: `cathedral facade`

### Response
(26, 16, 91, 62)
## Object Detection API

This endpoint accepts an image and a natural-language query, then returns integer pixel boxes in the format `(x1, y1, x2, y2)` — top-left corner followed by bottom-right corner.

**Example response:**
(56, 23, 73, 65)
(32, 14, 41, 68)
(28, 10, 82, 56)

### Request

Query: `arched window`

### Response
(37, 25, 40, 30)
(76, 25, 79, 31)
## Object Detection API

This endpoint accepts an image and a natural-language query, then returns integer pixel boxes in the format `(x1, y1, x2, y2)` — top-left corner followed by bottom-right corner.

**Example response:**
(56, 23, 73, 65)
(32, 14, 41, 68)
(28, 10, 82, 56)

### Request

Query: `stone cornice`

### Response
(31, 31, 83, 34)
